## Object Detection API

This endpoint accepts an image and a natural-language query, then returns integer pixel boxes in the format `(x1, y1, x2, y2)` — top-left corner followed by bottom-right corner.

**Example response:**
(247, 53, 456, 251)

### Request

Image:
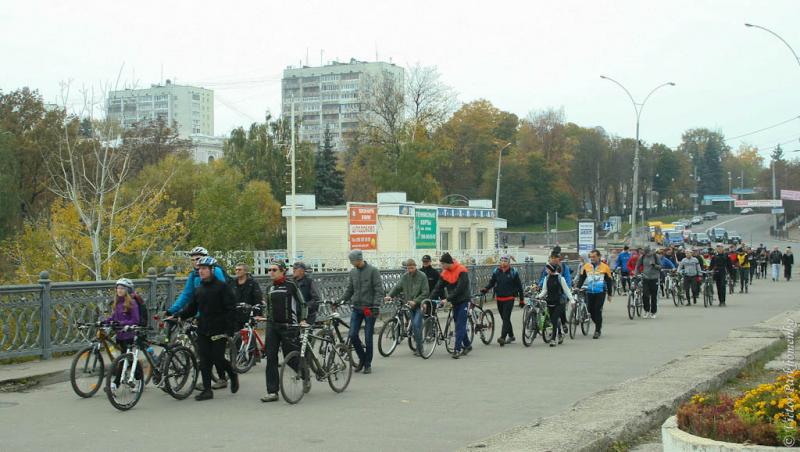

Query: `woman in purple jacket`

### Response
(106, 278, 141, 349)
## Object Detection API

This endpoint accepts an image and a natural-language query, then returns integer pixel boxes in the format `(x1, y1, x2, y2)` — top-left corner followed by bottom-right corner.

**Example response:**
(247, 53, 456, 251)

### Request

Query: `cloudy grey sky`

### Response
(2, 0, 799, 160)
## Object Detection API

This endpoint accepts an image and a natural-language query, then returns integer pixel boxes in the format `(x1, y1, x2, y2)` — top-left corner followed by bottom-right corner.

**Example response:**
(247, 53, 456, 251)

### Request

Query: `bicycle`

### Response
(568, 288, 591, 339)
(105, 325, 198, 411)
(728, 267, 737, 295)
(627, 275, 644, 320)
(468, 293, 495, 345)
(279, 317, 353, 404)
(701, 271, 715, 308)
(613, 269, 623, 296)
(666, 270, 685, 306)
(417, 299, 456, 359)
(377, 299, 417, 357)
(230, 304, 267, 374)
(70, 321, 128, 398)
(521, 293, 553, 346)
(161, 315, 228, 385)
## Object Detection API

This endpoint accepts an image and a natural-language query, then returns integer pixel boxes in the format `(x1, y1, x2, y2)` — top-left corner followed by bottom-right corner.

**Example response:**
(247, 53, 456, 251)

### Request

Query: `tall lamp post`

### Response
(600, 76, 675, 246)
(494, 142, 512, 215)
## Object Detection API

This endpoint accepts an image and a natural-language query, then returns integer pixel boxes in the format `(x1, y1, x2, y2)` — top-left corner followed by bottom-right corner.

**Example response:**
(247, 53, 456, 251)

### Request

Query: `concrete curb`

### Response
(463, 310, 800, 452)
(661, 415, 783, 451)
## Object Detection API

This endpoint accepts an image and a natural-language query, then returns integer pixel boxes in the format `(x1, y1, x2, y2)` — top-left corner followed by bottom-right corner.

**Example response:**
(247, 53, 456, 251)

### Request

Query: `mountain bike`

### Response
(279, 317, 353, 404)
(666, 270, 685, 306)
(627, 275, 644, 320)
(377, 299, 416, 357)
(105, 325, 198, 411)
(521, 294, 552, 346)
(70, 322, 123, 398)
(568, 288, 591, 339)
(231, 304, 267, 374)
(417, 299, 456, 359)
(468, 293, 495, 345)
(701, 271, 715, 308)
(613, 269, 623, 296)
(728, 267, 737, 295)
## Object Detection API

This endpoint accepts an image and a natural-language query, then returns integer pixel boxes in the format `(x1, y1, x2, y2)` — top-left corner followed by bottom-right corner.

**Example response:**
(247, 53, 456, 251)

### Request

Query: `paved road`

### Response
(1, 217, 798, 452)
(692, 213, 799, 250)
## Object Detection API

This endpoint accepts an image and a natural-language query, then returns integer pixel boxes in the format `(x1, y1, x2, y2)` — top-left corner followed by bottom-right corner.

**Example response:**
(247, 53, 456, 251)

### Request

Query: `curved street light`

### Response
(494, 142, 512, 216)
(745, 23, 800, 70)
(600, 76, 675, 245)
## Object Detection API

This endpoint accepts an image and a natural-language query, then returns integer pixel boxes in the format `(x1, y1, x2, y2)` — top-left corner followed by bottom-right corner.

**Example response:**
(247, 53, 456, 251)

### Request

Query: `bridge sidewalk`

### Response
(0, 356, 72, 387)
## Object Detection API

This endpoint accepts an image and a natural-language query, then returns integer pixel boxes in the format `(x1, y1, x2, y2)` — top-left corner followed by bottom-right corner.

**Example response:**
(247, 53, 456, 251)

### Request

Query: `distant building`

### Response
(188, 134, 225, 164)
(281, 59, 404, 149)
(106, 81, 214, 138)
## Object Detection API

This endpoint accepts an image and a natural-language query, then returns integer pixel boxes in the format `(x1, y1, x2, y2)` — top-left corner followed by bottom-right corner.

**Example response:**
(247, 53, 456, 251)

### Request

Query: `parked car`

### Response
(724, 231, 742, 245)
(703, 212, 718, 220)
(664, 230, 685, 246)
(691, 216, 703, 225)
(708, 227, 726, 243)
(691, 232, 711, 246)
(740, 208, 754, 215)
(677, 219, 692, 227)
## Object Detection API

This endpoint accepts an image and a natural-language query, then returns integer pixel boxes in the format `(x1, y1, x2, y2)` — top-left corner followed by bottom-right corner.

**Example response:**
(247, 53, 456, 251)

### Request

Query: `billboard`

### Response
(734, 199, 783, 208)
(348, 203, 378, 250)
(414, 208, 437, 249)
(703, 194, 736, 202)
(577, 220, 596, 254)
(780, 189, 800, 201)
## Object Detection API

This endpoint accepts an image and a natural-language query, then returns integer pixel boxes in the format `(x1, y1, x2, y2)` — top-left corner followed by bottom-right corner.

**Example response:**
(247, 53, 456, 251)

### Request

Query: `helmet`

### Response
(189, 246, 209, 256)
(197, 256, 217, 267)
(115, 278, 134, 293)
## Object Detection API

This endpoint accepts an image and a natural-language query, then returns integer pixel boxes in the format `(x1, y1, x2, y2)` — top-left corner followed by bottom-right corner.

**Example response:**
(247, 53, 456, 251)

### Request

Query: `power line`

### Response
(725, 115, 800, 141)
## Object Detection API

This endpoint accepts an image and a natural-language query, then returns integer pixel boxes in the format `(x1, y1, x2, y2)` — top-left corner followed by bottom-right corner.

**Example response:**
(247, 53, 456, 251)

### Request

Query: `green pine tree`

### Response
(314, 126, 345, 205)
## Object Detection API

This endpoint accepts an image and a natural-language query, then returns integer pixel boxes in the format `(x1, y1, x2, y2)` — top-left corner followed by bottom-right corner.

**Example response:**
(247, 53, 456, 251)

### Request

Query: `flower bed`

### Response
(677, 370, 800, 447)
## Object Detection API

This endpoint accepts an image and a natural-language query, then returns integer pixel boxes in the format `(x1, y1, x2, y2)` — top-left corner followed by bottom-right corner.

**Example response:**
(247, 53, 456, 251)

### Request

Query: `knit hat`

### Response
(348, 250, 363, 263)
(439, 253, 454, 264)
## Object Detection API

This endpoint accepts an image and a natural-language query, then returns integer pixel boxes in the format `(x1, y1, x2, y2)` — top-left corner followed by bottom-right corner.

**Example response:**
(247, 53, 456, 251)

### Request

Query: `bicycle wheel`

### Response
(443, 314, 455, 354)
(521, 306, 538, 347)
(326, 344, 352, 393)
(540, 312, 552, 344)
(279, 351, 307, 404)
(478, 310, 495, 345)
(467, 314, 475, 345)
(635, 294, 643, 317)
(163, 346, 198, 400)
(671, 286, 678, 307)
(627, 293, 635, 320)
(568, 305, 577, 340)
(419, 317, 438, 359)
(580, 305, 591, 336)
(105, 353, 144, 411)
(703, 285, 710, 308)
(70, 346, 105, 398)
(231, 334, 257, 374)
(378, 318, 400, 357)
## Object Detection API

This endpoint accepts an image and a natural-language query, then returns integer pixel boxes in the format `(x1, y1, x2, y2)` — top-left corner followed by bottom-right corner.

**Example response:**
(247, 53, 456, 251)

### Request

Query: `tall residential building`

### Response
(106, 81, 214, 138)
(281, 59, 404, 148)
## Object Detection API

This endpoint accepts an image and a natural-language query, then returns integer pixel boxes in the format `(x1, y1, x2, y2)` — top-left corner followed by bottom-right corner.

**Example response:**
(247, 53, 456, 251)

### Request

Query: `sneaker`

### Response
(451, 351, 461, 359)
(462, 345, 473, 356)
(413, 351, 420, 357)
(651, 313, 657, 319)
(354, 362, 364, 373)
(549, 342, 556, 347)
(558, 334, 564, 345)
(260, 393, 279, 403)
(497, 337, 506, 347)
(506, 336, 516, 344)
(363, 367, 372, 374)
(229, 373, 239, 394)
(211, 379, 228, 390)
(593, 331, 601, 339)
(194, 390, 213, 401)
(195, 382, 205, 391)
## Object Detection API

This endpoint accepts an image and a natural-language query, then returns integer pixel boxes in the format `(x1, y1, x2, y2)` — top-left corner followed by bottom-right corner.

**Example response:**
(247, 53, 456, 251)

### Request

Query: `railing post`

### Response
(39, 271, 52, 360)
(468, 264, 477, 292)
(165, 267, 176, 311)
(147, 267, 158, 318)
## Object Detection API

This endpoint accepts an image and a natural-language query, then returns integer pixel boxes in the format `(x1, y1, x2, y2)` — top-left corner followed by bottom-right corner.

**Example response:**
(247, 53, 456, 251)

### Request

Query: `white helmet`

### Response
(115, 278, 134, 293)
(189, 246, 209, 256)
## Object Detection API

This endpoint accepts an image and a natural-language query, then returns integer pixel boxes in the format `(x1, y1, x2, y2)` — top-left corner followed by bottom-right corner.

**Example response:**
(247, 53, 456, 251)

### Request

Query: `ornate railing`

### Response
(0, 263, 542, 360)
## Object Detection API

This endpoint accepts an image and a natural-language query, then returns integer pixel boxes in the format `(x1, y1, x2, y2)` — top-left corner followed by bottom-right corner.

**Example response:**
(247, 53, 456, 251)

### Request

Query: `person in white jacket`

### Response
(537, 263, 576, 346)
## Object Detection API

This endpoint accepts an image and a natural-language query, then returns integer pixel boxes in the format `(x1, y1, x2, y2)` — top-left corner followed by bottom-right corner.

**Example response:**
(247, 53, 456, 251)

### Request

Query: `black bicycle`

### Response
(468, 293, 495, 345)
(377, 299, 416, 357)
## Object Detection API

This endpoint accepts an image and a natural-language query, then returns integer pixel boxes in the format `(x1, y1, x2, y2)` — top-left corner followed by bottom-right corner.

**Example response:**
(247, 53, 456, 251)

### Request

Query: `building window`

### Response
(477, 230, 486, 250)
(459, 230, 469, 250)
(440, 230, 451, 251)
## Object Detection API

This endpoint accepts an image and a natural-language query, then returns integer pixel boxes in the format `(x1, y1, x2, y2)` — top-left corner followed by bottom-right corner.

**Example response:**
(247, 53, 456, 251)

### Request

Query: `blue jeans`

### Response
(453, 301, 471, 352)
(350, 307, 376, 368)
(411, 308, 423, 351)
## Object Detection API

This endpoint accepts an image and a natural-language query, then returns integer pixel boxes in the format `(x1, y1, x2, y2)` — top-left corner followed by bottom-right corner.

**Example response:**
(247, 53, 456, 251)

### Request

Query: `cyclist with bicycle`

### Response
(658, 250, 677, 298)
(176, 256, 239, 401)
(481, 255, 524, 346)
(342, 250, 383, 374)
(261, 260, 308, 402)
(385, 258, 429, 355)
(575, 249, 613, 339)
(677, 249, 702, 305)
(420, 255, 440, 293)
(292, 262, 321, 324)
(233, 262, 263, 328)
(538, 252, 571, 336)
(537, 263, 576, 346)
(736, 248, 751, 293)
(710, 244, 734, 306)
(106, 278, 143, 391)
(634, 247, 661, 319)
(430, 253, 472, 358)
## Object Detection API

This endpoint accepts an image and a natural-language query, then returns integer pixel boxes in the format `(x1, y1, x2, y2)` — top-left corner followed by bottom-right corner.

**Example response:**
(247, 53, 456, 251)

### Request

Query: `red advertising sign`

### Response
(348, 204, 378, 250)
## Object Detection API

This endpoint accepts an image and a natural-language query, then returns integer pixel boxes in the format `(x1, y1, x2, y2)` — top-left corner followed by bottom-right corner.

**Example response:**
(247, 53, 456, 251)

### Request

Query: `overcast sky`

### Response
(3, 0, 799, 161)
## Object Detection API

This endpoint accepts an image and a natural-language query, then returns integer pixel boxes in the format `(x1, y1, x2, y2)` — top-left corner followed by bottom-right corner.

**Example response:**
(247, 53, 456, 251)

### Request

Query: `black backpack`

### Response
(133, 292, 149, 327)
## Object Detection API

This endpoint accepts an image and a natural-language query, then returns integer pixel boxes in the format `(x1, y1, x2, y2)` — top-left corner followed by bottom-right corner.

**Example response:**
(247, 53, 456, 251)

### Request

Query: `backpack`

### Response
(132, 292, 149, 327)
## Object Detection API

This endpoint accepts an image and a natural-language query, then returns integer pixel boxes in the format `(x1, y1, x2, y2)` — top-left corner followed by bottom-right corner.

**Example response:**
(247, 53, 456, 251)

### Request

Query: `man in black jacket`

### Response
(481, 255, 523, 346)
(292, 262, 321, 324)
(710, 244, 734, 306)
(430, 253, 472, 358)
(770, 246, 783, 282)
(783, 247, 794, 281)
(233, 263, 263, 307)
(178, 256, 239, 401)
(419, 255, 440, 293)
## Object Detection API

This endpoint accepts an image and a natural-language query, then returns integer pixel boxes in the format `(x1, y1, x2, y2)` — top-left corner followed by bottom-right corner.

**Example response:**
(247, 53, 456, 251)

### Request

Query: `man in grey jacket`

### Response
(385, 259, 429, 356)
(342, 250, 383, 374)
(677, 249, 702, 305)
(635, 246, 661, 319)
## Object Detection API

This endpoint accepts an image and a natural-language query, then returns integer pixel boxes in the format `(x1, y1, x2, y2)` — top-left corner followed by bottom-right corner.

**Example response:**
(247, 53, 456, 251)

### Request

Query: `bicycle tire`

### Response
(540, 311, 552, 344)
(467, 314, 475, 345)
(635, 294, 643, 317)
(568, 306, 577, 340)
(521, 306, 537, 347)
(444, 313, 455, 354)
(105, 353, 144, 411)
(419, 316, 438, 359)
(671, 286, 678, 307)
(327, 344, 353, 393)
(580, 305, 591, 336)
(70, 345, 105, 398)
(279, 351, 307, 404)
(231, 334, 257, 374)
(478, 309, 495, 345)
(378, 318, 400, 357)
(163, 346, 198, 400)
(627, 293, 635, 320)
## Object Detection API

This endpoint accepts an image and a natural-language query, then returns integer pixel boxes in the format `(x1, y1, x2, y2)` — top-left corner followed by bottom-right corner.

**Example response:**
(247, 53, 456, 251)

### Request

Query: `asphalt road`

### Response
(699, 213, 799, 250)
(1, 215, 798, 452)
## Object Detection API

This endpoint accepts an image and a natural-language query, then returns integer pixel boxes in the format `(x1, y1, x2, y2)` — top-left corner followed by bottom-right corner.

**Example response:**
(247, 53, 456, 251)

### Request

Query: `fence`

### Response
(0, 263, 542, 361)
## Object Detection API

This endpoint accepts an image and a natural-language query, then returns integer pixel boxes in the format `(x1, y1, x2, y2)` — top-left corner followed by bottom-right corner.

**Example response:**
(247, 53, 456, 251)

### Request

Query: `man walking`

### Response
(481, 255, 524, 346)
(710, 244, 734, 306)
(292, 262, 321, 324)
(783, 247, 794, 281)
(769, 246, 783, 282)
(342, 250, 383, 374)
(613, 245, 632, 294)
(386, 259, 428, 355)
(575, 249, 613, 339)
(431, 253, 472, 358)
(419, 255, 440, 294)
(678, 249, 702, 305)
(635, 247, 661, 319)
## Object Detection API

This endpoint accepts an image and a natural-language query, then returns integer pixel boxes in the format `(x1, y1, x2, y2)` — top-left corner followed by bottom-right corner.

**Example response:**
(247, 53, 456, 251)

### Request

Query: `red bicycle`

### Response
(231, 304, 267, 374)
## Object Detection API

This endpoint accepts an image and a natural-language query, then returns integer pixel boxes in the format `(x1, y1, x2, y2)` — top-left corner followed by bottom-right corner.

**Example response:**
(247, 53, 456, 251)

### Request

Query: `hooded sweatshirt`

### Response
(106, 295, 141, 341)
(430, 261, 471, 305)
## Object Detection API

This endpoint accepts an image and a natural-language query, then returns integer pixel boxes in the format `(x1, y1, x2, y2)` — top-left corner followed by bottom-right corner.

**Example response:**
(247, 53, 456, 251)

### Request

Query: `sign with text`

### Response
(703, 194, 736, 202)
(577, 220, 596, 254)
(348, 203, 378, 250)
(781, 189, 800, 201)
(734, 199, 783, 208)
(415, 208, 437, 249)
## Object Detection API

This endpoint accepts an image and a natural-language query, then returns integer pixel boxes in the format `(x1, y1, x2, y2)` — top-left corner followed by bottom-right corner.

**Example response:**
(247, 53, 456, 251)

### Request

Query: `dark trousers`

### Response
(620, 273, 631, 293)
(786, 265, 793, 281)
(196, 334, 233, 392)
(350, 307, 376, 368)
(642, 278, 659, 314)
(714, 274, 727, 304)
(684, 276, 699, 302)
(452, 301, 472, 352)
(496, 300, 515, 340)
(749, 265, 755, 283)
(740, 267, 749, 291)
(547, 303, 565, 340)
(265, 323, 299, 395)
(586, 293, 606, 333)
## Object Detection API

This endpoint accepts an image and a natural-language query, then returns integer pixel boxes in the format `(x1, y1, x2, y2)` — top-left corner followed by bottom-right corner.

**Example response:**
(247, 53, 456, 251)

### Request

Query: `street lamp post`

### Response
(494, 142, 512, 215)
(600, 76, 675, 246)
(728, 171, 732, 213)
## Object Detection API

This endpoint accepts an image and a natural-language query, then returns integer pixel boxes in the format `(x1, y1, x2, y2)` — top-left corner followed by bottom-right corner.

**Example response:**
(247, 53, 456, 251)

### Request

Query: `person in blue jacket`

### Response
(165, 246, 228, 390)
(613, 245, 632, 294)
(658, 250, 677, 297)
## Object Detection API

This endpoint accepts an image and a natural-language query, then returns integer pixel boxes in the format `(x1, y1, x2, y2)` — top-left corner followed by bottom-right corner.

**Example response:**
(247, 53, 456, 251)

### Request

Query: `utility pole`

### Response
(290, 96, 297, 264)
